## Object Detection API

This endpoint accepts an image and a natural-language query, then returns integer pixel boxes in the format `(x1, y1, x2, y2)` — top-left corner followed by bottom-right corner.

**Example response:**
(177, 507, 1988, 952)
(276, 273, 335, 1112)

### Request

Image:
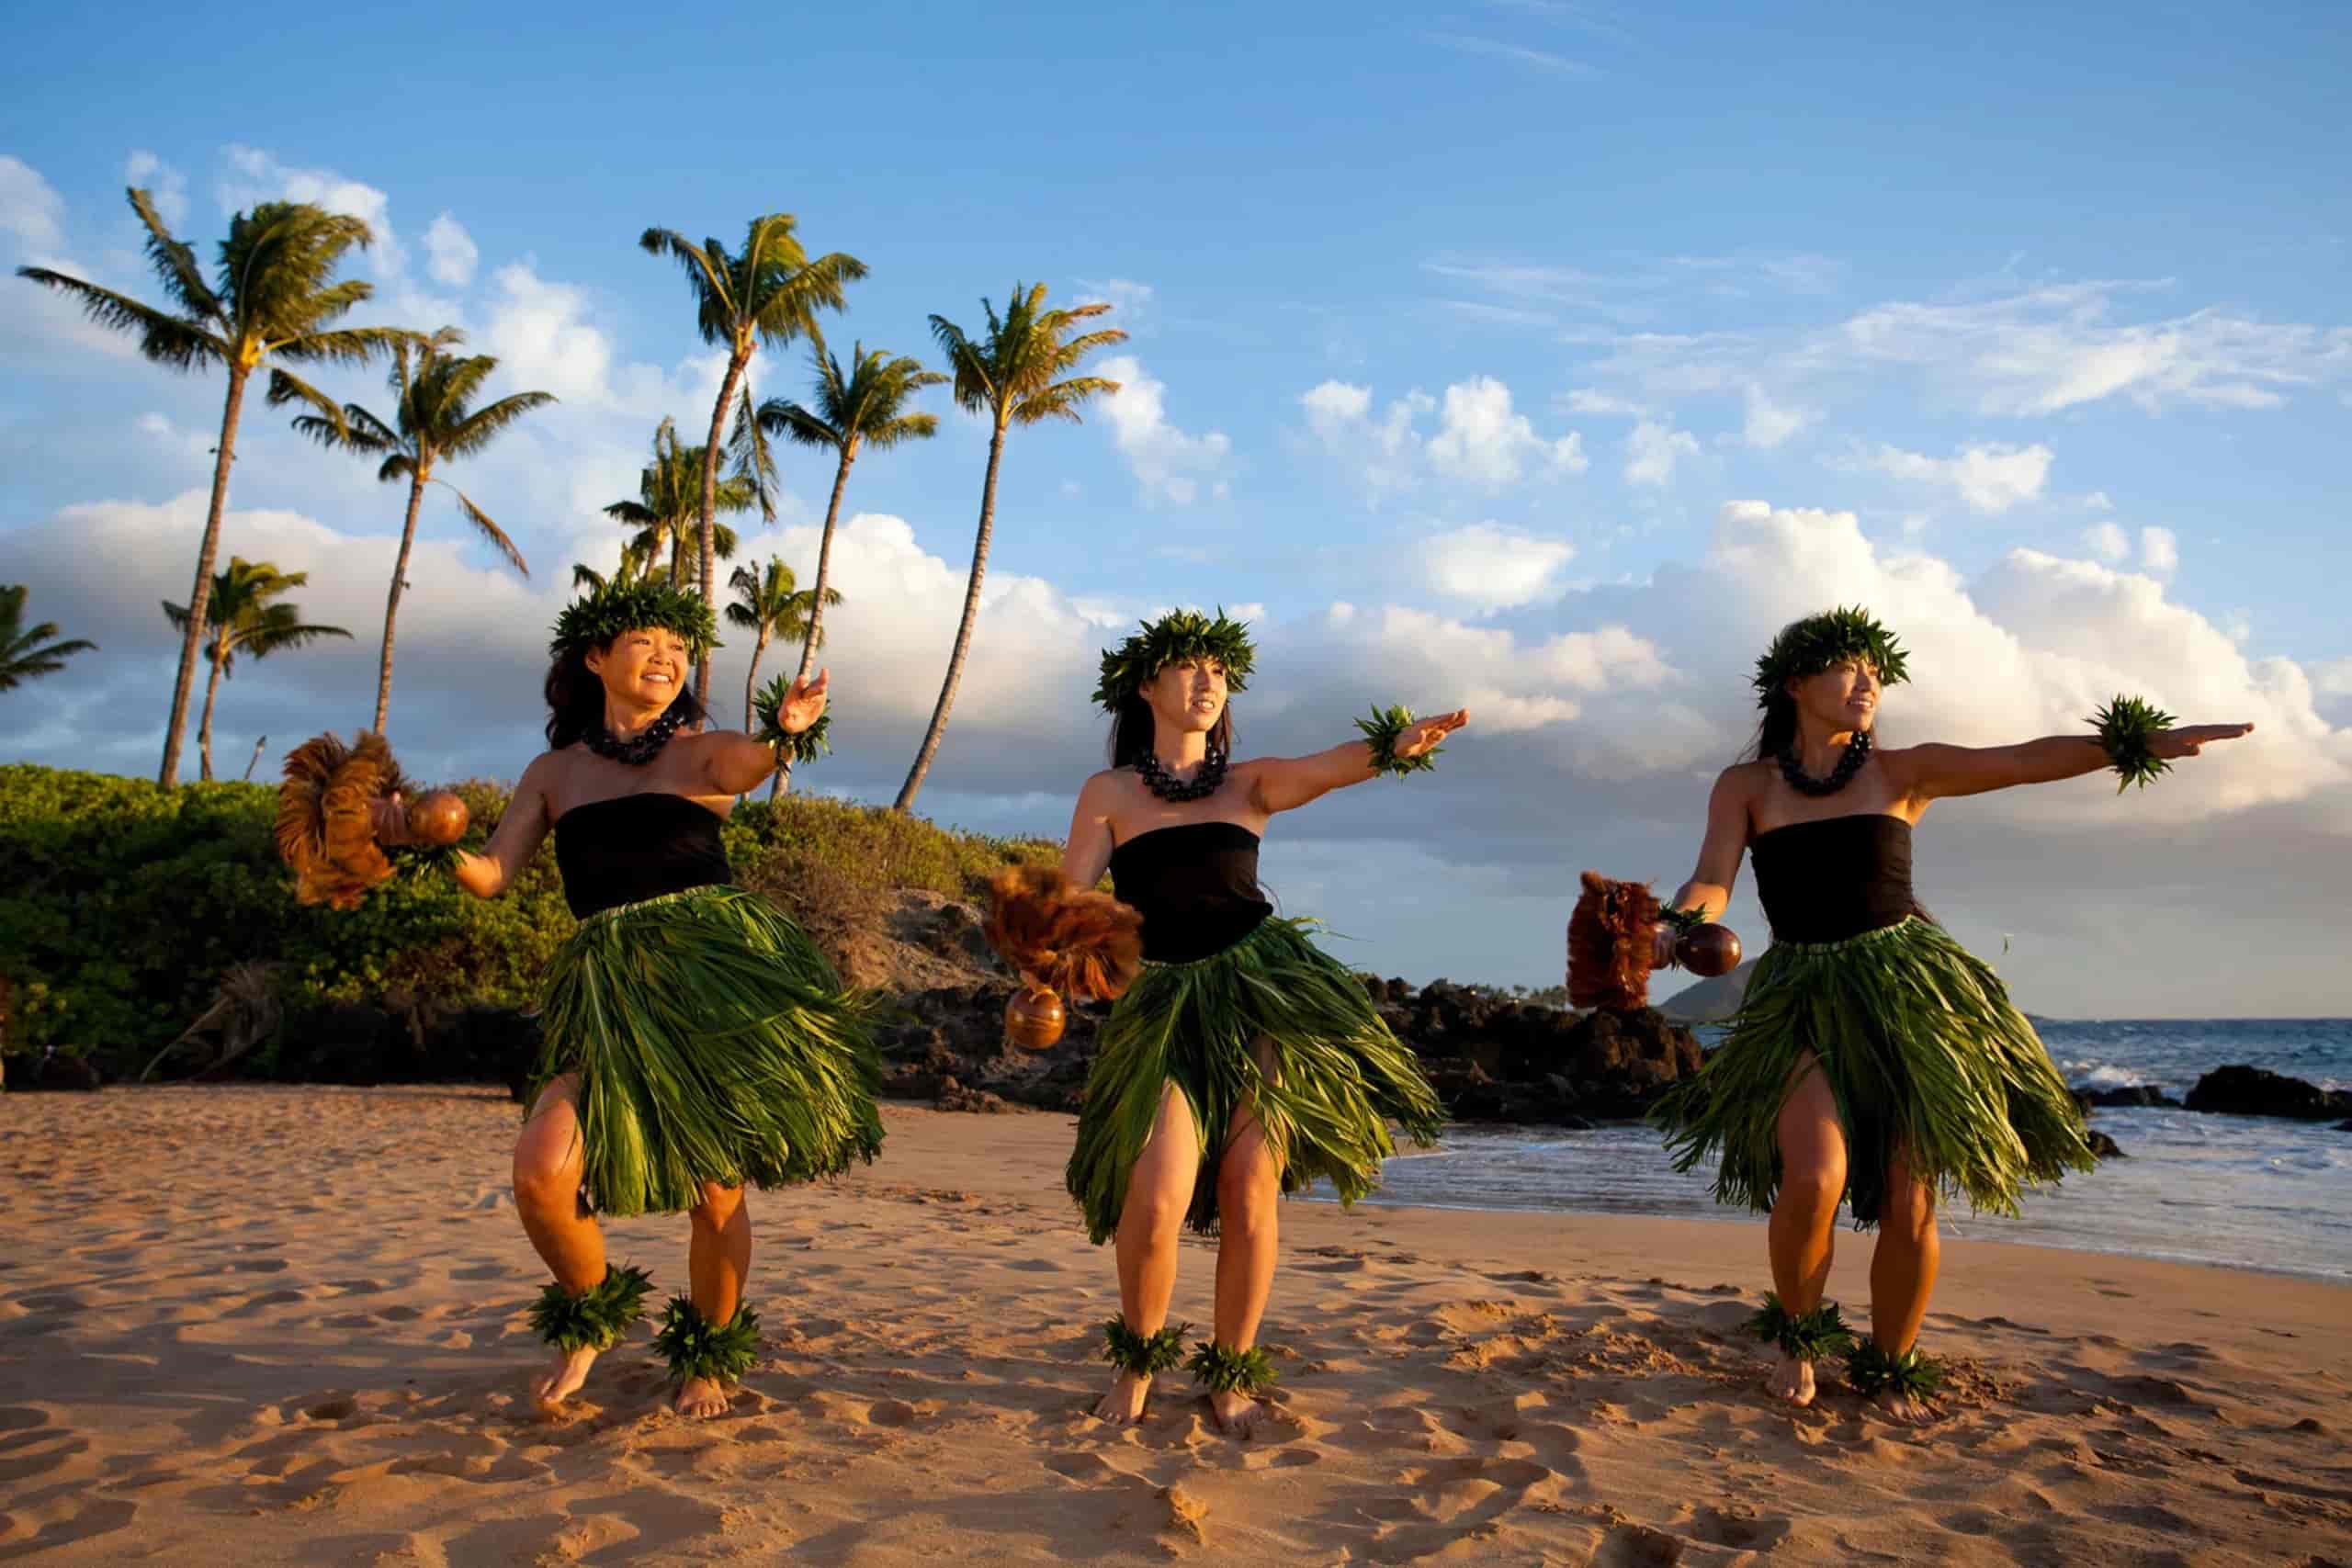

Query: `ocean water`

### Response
(1333, 1018, 2352, 1281)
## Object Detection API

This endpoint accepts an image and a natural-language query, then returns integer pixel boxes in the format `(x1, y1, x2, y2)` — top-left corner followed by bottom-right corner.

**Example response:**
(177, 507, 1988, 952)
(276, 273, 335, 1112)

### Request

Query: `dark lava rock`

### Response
(2183, 1064, 2351, 1122)
(935, 1077, 1014, 1114)
(4, 1048, 104, 1091)
(2071, 1085, 2183, 1110)
(2086, 1130, 2127, 1160)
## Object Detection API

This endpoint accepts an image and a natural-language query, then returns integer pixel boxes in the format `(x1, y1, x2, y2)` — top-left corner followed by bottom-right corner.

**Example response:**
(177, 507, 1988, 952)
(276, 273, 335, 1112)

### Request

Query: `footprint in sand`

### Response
(1678, 1502, 1792, 1551)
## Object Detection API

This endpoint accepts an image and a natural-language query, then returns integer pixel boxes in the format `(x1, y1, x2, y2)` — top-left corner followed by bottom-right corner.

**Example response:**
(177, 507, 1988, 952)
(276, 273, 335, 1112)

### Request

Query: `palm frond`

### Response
(754, 397, 841, 450)
(1014, 375, 1123, 425)
(639, 228, 735, 343)
(729, 378, 782, 523)
(272, 323, 402, 367)
(128, 187, 218, 320)
(440, 389, 556, 458)
(14, 268, 224, 369)
(437, 481, 529, 574)
(264, 368, 348, 433)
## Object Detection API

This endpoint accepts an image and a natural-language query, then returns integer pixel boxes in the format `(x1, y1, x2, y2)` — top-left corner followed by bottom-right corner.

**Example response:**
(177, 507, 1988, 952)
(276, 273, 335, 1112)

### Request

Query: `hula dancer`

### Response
(1056, 610, 1462, 1435)
(1648, 607, 2251, 1422)
(368, 577, 881, 1418)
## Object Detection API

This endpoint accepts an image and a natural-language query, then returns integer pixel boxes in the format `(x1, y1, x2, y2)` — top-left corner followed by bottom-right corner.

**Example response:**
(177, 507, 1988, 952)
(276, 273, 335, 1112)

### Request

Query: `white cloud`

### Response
(1074, 277, 1153, 325)
(1562, 387, 1645, 418)
(479, 261, 724, 417)
(1864, 441, 2052, 514)
(2085, 490, 2115, 512)
(0, 155, 66, 253)
(1299, 379, 1430, 498)
(1419, 523, 1577, 612)
(423, 212, 479, 288)
(1427, 377, 1588, 486)
(123, 152, 188, 228)
(2083, 521, 2131, 561)
(2140, 525, 2179, 577)
(1623, 420, 1701, 487)
(1097, 355, 1233, 506)
(216, 145, 401, 276)
(1426, 32, 1595, 75)
(1740, 383, 1810, 448)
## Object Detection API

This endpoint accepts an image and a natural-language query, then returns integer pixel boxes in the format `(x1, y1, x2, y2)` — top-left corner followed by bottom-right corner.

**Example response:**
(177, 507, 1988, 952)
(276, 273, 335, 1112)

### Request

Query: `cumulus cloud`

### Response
(1740, 383, 1810, 448)
(1097, 355, 1233, 505)
(1624, 421, 1701, 487)
(217, 145, 402, 276)
(1074, 277, 1153, 326)
(2083, 521, 2131, 561)
(0, 155, 68, 253)
(478, 261, 724, 417)
(423, 212, 479, 288)
(1562, 387, 1645, 418)
(1864, 441, 2052, 514)
(1419, 523, 1577, 613)
(2139, 525, 2178, 577)
(1299, 379, 1430, 498)
(1427, 377, 1588, 486)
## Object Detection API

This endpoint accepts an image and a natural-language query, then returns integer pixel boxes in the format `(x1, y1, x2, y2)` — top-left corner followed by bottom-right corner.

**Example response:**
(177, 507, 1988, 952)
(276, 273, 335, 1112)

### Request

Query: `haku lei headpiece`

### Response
(1752, 605, 1910, 707)
(1093, 608, 1257, 713)
(550, 577, 720, 662)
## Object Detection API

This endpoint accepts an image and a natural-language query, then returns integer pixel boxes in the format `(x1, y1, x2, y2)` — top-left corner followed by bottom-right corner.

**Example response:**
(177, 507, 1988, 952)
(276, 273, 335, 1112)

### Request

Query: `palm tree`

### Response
(572, 536, 658, 595)
(727, 557, 840, 796)
(0, 584, 96, 693)
(756, 333, 944, 689)
(293, 327, 554, 732)
(17, 190, 397, 786)
(162, 558, 351, 782)
(605, 418, 760, 588)
(639, 215, 866, 705)
(893, 283, 1125, 811)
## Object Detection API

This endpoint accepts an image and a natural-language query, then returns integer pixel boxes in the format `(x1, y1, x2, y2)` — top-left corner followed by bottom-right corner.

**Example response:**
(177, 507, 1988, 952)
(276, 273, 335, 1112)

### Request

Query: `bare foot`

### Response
(1765, 1349, 1816, 1407)
(1872, 1387, 1939, 1427)
(1208, 1387, 1270, 1438)
(1091, 1369, 1153, 1424)
(672, 1376, 731, 1419)
(530, 1346, 599, 1410)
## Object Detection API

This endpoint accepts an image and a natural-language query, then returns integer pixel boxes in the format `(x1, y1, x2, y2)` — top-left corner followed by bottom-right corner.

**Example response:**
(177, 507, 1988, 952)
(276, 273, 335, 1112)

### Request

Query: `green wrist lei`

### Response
(752, 672, 832, 767)
(1745, 1292, 1857, 1362)
(1357, 703, 1438, 779)
(1102, 1317, 1189, 1376)
(1848, 1340, 1945, 1400)
(2090, 694, 2176, 793)
(527, 1263, 653, 1352)
(1186, 1339, 1279, 1395)
(651, 1295, 763, 1389)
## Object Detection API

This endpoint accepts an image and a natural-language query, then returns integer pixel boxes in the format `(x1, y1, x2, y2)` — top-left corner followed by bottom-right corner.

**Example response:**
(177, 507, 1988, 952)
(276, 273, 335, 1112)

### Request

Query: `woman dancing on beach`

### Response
(1648, 607, 2251, 1421)
(370, 576, 880, 1419)
(1057, 610, 1461, 1436)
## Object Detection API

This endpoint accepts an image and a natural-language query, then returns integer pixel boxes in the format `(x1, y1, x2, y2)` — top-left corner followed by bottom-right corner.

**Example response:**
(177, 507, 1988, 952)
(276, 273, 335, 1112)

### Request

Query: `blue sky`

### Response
(5, 1, 2348, 1014)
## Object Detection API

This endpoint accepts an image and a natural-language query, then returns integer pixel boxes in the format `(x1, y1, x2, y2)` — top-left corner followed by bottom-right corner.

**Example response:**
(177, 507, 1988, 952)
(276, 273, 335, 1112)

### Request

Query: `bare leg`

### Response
(512, 1075, 607, 1408)
(674, 1181, 749, 1419)
(1093, 1087, 1201, 1423)
(1866, 1155, 1940, 1425)
(1764, 1057, 1846, 1407)
(1207, 1041, 1283, 1438)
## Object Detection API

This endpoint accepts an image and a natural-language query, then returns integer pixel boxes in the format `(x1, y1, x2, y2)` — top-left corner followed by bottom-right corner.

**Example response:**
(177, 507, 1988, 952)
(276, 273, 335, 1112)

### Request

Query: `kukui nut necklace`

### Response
(1778, 727, 1872, 796)
(1135, 746, 1228, 802)
(588, 707, 684, 766)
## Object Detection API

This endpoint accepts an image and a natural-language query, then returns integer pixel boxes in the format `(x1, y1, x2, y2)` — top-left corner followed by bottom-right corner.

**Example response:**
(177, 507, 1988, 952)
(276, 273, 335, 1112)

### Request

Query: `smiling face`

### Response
(1140, 656, 1229, 739)
(585, 626, 691, 713)
(1788, 657, 1883, 736)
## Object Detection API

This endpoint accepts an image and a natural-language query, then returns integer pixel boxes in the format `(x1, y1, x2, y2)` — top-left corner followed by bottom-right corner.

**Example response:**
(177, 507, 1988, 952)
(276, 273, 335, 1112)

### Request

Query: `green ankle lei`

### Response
(651, 1296, 763, 1389)
(1848, 1341, 1945, 1400)
(1102, 1318, 1189, 1377)
(1746, 1292, 1857, 1362)
(1187, 1339, 1279, 1395)
(527, 1263, 653, 1352)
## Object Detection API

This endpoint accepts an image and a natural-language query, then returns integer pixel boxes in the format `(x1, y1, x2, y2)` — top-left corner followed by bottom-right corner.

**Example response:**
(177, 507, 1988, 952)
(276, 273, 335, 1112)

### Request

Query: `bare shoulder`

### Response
(1713, 759, 1770, 799)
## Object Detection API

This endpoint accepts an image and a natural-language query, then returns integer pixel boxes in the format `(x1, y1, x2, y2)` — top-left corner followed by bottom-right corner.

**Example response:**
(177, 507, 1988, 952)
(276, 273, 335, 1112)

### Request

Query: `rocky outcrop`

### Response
(2072, 1085, 2184, 1110)
(2183, 1065, 2351, 1122)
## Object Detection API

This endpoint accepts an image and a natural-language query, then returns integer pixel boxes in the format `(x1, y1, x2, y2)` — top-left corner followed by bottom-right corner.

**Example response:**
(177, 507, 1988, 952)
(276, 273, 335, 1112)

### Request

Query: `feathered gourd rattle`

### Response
(1566, 871, 1742, 1011)
(275, 732, 470, 909)
(981, 864, 1146, 1049)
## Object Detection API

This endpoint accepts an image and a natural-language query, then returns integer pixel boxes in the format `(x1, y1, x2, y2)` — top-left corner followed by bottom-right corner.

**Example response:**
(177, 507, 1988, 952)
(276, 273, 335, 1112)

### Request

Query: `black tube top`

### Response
(1749, 814, 1921, 943)
(1108, 821, 1275, 963)
(553, 794, 733, 919)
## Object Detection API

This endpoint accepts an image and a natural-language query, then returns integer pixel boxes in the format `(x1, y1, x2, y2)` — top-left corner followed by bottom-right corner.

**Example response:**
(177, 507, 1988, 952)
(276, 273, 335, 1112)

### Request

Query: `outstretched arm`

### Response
(1246, 707, 1469, 816)
(1894, 719, 2254, 804)
(1060, 773, 1117, 891)
(373, 755, 555, 899)
(704, 668, 830, 796)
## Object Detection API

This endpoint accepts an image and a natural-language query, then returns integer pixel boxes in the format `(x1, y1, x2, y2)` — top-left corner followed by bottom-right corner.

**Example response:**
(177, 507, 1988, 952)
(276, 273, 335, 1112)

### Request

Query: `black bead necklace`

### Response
(1135, 745, 1228, 803)
(1778, 727, 1872, 796)
(587, 707, 684, 766)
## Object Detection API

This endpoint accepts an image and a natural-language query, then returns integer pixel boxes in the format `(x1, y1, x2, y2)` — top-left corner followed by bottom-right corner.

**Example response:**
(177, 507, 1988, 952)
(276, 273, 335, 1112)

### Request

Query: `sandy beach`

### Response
(2, 1087, 2346, 1565)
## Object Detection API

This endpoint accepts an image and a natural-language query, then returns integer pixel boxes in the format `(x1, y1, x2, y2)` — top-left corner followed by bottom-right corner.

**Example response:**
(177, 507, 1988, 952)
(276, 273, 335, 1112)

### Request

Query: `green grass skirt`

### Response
(1649, 917, 2094, 1227)
(1067, 917, 1446, 1244)
(529, 885, 884, 1217)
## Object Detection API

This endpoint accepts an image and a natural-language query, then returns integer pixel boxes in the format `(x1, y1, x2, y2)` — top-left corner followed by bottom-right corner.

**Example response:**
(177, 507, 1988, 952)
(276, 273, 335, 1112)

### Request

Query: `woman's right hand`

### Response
(370, 793, 413, 847)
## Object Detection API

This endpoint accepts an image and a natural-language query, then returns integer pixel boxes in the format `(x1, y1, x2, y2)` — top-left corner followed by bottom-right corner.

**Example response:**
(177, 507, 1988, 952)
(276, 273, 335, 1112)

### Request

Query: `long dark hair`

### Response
(543, 641, 706, 750)
(1747, 690, 1800, 763)
(1107, 692, 1235, 768)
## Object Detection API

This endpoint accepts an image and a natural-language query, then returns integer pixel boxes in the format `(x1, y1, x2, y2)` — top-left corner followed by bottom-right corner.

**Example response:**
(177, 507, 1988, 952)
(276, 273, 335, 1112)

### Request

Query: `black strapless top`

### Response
(553, 794, 733, 919)
(1109, 821, 1275, 963)
(1749, 814, 1921, 943)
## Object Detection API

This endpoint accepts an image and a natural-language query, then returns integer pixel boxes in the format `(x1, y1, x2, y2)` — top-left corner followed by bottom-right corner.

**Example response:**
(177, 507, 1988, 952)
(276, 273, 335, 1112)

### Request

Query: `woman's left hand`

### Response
(1396, 707, 1470, 761)
(2150, 721, 2255, 759)
(777, 668, 830, 734)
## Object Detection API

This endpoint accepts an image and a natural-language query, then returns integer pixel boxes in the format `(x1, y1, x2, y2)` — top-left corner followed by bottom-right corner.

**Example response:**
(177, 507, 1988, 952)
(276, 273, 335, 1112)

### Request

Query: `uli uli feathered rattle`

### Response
(1566, 871, 1742, 1011)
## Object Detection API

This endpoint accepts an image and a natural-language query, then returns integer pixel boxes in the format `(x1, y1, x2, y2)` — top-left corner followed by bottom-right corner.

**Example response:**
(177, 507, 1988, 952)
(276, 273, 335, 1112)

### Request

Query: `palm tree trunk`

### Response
(696, 351, 752, 708)
(794, 444, 856, 686)
(197, 637, 226, 784)
(742, 626, 769, 803)
(894, 419, 1007, 813)
(162, 365, 249, 788)
(670, 528, 685, 588)
(375, 465, 429, 734)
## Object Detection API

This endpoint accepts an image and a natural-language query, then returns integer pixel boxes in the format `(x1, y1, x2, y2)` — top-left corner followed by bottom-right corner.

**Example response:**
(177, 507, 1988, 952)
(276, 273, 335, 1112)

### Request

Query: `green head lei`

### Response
(1093, 608, 1257, 713)
(550, 578, 720, 662)
(1752, 605, 1909, 707)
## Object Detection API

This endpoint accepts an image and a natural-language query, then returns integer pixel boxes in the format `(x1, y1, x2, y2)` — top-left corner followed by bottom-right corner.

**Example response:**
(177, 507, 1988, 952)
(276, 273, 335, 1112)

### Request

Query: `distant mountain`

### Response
(1657, 958, 1758, 1024)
